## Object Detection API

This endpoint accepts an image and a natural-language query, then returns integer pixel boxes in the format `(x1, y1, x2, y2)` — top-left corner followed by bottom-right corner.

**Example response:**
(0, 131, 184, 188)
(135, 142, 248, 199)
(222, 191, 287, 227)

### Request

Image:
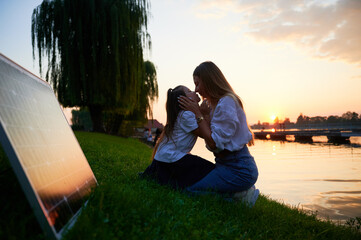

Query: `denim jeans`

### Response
(186, 145, 258, 194)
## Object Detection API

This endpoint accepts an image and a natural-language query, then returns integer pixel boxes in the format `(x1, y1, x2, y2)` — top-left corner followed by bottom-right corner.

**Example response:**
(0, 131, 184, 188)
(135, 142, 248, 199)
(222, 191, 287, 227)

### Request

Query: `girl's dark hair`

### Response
(152, 85, 186, 159)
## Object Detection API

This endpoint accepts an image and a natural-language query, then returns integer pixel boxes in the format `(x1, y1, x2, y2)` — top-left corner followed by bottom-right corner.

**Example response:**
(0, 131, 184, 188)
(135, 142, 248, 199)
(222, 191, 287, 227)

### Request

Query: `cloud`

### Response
(195, 0, 361, 66)
(351, 75, 361, 79)
(193, 0, 235, 19)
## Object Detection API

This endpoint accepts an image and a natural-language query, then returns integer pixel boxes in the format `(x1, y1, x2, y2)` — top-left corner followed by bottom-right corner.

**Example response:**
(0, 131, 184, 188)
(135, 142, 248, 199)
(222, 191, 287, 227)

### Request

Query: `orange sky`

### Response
(147, 0, 361, 124)
(1, 0, 360, 125)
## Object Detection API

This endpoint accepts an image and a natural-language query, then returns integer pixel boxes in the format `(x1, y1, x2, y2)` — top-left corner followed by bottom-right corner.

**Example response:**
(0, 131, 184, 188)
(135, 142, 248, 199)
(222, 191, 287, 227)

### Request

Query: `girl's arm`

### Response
(178, 96, 216, 150)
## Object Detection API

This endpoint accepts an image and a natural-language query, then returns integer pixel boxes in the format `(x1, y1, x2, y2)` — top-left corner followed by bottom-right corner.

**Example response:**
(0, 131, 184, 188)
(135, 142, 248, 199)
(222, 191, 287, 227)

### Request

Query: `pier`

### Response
(253, 129, 361, 143)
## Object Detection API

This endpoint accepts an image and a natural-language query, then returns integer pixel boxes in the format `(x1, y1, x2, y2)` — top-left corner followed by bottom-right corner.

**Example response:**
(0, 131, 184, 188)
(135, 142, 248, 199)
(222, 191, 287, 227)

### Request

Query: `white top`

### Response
(209, 95, 252, 153)
(154, 111, 198, 163)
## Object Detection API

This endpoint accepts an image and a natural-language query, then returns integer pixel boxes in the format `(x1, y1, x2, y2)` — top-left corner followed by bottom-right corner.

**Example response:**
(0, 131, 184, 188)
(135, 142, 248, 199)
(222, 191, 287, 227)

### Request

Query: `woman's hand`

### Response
(179, 96, 216, 149)
(178, 96, 201, 116)
(200, 99, 211, 116)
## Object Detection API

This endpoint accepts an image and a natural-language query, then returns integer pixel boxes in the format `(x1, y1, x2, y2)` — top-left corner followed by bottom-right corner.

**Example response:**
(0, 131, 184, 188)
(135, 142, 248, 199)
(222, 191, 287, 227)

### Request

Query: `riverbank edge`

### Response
(0, 131, 360, 239)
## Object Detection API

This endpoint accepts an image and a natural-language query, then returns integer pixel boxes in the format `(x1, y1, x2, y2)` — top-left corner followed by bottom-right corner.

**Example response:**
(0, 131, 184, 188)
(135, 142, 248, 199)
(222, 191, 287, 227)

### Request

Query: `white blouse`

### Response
(154, 110, 198, 163)
(210, 95, 252, 153)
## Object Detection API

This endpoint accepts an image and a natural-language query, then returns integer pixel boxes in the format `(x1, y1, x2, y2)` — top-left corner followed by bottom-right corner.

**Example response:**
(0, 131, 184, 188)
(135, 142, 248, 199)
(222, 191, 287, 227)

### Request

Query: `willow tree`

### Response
(103, 60, 158, 135)
(31, 0, 156, 132)
(140, 60, 158, 119)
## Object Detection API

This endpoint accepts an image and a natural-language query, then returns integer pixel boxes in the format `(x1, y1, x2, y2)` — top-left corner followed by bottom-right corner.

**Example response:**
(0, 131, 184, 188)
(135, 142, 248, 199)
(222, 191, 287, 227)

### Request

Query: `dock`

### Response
(253, 129, 361, 143)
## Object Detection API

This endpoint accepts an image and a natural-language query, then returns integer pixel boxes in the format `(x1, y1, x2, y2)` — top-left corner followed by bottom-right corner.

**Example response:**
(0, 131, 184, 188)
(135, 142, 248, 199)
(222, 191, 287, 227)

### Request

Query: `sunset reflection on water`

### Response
(191, 137, 361, 223)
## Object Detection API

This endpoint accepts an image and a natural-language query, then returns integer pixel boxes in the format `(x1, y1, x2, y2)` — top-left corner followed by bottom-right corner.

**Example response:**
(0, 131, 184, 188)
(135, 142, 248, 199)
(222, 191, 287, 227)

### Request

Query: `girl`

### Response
(141, 85, 215, 189)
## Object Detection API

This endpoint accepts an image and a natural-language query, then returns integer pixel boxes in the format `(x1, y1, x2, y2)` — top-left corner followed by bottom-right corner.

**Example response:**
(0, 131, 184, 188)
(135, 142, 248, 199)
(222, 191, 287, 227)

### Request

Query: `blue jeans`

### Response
(186, 146, 258, 194)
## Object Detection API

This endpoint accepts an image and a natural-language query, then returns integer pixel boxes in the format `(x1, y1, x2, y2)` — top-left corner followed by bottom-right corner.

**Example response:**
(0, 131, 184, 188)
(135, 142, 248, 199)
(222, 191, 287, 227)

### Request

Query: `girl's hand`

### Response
(200, 99, 211, 116)
(178, 96, 201, 115)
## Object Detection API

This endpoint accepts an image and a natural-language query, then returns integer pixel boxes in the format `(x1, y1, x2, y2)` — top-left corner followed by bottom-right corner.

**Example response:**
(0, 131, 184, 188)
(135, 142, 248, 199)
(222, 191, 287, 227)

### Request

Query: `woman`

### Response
(178, 61, 259, 206)
(141, 85, 215, 189)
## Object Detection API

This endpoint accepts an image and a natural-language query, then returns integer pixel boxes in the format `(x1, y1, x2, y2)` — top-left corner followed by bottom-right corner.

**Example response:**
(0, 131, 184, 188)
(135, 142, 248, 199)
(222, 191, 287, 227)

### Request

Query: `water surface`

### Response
(191, 137, 361, 223)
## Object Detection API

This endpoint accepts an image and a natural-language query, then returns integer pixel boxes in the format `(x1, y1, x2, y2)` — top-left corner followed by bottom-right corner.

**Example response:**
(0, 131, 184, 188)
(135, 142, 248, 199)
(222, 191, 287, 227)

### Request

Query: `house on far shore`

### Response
(144, 119, 164, 132)
(134, 119, 164, 138)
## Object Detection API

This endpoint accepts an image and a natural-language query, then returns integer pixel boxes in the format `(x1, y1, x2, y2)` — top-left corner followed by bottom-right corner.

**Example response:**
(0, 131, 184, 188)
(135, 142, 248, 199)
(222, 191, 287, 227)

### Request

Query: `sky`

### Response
(1, 0, 361, 125)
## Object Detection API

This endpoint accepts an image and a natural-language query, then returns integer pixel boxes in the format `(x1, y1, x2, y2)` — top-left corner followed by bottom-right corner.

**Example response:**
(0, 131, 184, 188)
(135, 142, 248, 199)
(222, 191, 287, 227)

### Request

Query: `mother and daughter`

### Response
(142, 61, 259, 206)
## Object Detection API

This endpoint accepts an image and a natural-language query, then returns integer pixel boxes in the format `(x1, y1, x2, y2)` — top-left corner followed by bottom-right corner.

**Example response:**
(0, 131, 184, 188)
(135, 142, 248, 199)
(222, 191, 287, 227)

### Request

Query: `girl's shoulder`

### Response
(178, 110, 196, 121)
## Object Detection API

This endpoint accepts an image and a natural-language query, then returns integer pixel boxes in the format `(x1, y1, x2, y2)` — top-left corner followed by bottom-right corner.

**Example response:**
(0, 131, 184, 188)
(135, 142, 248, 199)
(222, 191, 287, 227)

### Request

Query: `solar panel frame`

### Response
(0, 53, 97, 239)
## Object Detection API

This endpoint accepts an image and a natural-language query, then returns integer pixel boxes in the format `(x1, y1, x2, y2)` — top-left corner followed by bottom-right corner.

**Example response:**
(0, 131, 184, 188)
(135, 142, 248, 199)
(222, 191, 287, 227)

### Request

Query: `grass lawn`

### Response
(0, 131, 360, 239)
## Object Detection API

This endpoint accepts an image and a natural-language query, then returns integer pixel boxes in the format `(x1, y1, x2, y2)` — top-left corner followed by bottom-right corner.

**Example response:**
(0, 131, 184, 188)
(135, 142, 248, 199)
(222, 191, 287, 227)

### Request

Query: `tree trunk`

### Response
(109, 113, 124, 135)
(88, 105, 105, 133)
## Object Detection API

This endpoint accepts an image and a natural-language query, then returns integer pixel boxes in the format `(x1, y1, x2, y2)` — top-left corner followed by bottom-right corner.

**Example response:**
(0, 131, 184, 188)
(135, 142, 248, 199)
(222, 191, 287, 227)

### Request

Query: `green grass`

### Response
(1, 131, 360, 239)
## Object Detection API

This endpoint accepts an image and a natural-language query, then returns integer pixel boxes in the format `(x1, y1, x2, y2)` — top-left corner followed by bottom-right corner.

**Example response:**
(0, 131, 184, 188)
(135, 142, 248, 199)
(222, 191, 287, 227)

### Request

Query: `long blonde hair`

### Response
(193, 61, 254, 146)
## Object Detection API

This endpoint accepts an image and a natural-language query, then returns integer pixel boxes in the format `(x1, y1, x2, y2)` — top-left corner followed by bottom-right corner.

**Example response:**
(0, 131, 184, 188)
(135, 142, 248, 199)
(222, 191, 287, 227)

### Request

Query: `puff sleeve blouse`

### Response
(154, 110, 198, 163)
(210, 95, 252, 152)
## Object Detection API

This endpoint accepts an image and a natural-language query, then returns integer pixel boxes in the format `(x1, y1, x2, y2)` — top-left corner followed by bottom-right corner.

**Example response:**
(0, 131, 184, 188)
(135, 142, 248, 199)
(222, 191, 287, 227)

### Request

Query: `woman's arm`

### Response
(182, 95, 239, 152)
(199, 100, 211, 123)
(178, 96, 216, 150)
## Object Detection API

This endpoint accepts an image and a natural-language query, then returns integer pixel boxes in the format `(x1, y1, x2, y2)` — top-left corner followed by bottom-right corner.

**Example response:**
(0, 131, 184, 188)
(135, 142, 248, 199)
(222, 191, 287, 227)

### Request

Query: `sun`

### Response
(270, 115, 276, 122)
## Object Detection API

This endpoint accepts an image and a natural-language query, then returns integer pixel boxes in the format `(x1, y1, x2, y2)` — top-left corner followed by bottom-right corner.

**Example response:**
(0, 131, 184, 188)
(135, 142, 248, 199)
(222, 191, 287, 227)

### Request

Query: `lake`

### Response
(190, 136, 361, 223)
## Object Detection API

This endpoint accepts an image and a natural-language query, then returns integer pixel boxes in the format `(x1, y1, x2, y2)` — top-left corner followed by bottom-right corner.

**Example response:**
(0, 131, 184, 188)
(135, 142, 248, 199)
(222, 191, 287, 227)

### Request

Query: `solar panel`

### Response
(0, 53, 97, 239)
